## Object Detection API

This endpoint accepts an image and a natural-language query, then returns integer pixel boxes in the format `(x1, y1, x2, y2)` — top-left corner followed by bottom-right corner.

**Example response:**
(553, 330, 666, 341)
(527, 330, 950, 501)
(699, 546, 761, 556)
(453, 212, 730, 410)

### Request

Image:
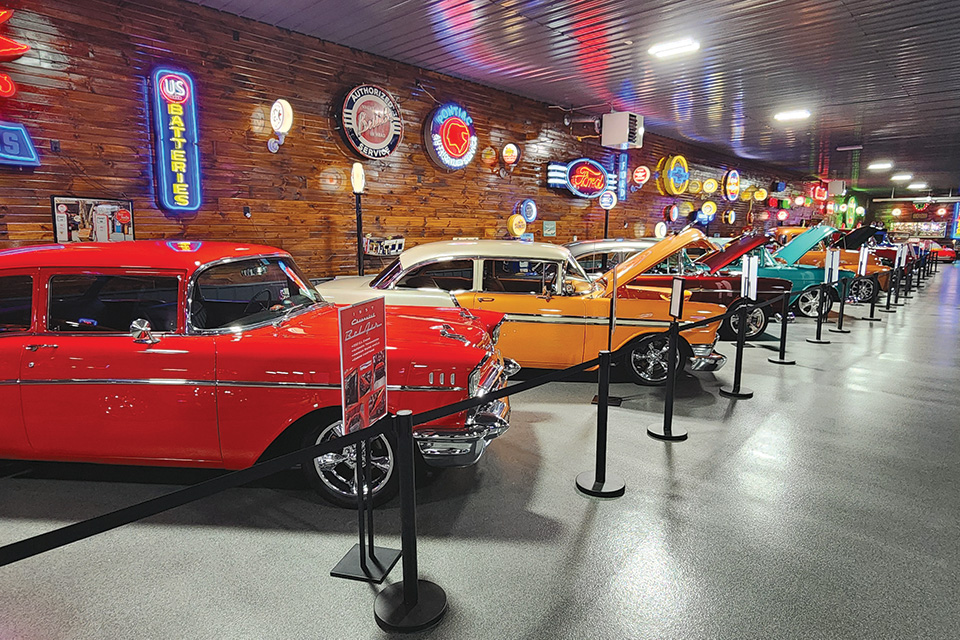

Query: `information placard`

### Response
(669, 276, 684, 319)
(338, 298, 387, 434)
(740, 255, 759, 300)
(824, 248, 841, 284)
(857, 246, 869, 276)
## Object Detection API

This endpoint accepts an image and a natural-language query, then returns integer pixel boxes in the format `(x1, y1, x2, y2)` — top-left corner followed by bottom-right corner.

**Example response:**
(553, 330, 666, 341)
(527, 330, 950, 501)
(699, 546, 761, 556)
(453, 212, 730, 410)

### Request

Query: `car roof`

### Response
(565, 238, 659, 257)
(0, 241, 289, 276)
(399, 239, 574, 269)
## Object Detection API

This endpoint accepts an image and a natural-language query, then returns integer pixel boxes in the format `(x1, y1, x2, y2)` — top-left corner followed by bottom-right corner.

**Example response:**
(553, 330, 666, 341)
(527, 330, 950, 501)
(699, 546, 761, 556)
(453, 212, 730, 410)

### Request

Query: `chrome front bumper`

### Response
(413, 397, 510, 468)
(689, 344, 727, 372)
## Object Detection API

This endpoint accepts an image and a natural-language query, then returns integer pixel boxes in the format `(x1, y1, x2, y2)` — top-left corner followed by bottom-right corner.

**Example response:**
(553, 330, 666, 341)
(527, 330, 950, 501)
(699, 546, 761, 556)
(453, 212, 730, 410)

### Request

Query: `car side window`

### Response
(648, 253, 684, 275)
(394, 260, 473, 291)
(0, 275, 33, 333)
(483, 259, 558, 294)
(578, 251, 627, 275)
(48, 273, 180, 333)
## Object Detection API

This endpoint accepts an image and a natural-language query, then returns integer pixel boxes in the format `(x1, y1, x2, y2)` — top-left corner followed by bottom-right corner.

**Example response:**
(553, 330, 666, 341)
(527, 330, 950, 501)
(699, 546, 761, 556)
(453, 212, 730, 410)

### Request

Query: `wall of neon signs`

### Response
(0, 0, 817, 277)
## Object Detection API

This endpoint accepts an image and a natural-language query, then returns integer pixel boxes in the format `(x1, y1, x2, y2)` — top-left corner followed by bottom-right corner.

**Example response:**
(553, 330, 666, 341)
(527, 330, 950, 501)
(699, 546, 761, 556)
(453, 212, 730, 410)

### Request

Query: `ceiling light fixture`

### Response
(867, 161, 893, 171)
(648, 37, 700, 59)
(906, 182, 928, 190)
(835, 145, 863, 152)
(890, 174, 912, 181)
(774, 109, 811, 122)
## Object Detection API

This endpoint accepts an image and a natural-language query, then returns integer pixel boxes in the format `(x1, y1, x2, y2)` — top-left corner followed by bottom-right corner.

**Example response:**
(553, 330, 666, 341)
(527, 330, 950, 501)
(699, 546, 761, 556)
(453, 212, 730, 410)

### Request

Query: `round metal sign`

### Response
(270, 98, 294, 134)
(633, 165, 651, 185)
(502, 143, 520, 165)
(518, 199, 538, 223)
(598, 190, 617, 210)
(722, 169, 741, 202)
(507, 213, 527, 237)
(341, 84, 404, 159)
(654, 222, 668, 238)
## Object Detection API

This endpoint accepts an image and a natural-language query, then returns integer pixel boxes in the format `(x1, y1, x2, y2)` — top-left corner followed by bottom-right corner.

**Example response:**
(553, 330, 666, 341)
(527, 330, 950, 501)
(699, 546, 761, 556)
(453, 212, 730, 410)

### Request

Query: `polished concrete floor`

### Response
(1, 266, 958, 639)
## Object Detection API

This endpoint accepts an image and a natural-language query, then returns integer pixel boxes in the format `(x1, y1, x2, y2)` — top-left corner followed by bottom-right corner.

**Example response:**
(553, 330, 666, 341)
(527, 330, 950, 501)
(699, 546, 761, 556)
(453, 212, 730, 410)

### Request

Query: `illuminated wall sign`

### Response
(517, 198, 537, 223)
(0, 9, 29, 98)
(270, 99, 294, 134)
(507, 213, 526, 237)
(722, 169, 741, 202)
(654, 222, 668, 238)
(697, 201, 717, 224)
(777, 209, 789, 221)
(688, 180, 702, 194)
(425, 103, 477, 170)
(598, 190, 618, 210)
(617, 152, 628, 200)
(0, 121, 39, 166)
(341, 84, 403, 160)
(656, 155, 690, 196)
(722, 210, 736, 224)
(502, 143, 520, 166)
(702, 178, 718, 194)
(547, 158, 616, 199)
(633, 165, 650, 185)
(151, 68, 201, 212)
(481, 146, 498, 166)
(663, 204, 679, 222)
(813, 185, 828, 201)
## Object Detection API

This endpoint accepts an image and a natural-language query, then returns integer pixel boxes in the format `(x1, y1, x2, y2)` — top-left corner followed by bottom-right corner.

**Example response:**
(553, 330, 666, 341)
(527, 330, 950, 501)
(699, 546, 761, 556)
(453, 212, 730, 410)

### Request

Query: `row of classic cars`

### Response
(0, 223, 915, 505)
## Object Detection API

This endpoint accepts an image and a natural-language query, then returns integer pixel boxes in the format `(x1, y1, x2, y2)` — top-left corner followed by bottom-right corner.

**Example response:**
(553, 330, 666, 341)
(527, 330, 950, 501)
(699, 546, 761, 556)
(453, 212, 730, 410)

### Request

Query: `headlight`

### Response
(468, 363, 482, 397)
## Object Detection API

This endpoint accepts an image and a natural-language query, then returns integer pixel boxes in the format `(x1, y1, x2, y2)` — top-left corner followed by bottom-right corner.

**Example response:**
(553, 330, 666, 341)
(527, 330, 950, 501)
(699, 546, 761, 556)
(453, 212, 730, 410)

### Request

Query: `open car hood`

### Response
(774, 225, 837, 265)
(830, 226, 882, 250)
(695, 233, 769, 273)
(599, 227, 715, 294)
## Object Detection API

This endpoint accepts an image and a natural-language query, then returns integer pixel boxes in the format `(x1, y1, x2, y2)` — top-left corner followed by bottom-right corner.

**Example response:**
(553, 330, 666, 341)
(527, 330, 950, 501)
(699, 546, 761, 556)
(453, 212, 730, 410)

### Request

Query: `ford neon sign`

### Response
(546, 158, 617, 199)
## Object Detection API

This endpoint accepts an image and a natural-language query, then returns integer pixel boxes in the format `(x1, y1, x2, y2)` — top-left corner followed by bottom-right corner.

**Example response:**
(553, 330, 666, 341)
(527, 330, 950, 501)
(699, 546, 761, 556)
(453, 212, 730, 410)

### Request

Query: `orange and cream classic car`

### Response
(318, 240, 727, 385)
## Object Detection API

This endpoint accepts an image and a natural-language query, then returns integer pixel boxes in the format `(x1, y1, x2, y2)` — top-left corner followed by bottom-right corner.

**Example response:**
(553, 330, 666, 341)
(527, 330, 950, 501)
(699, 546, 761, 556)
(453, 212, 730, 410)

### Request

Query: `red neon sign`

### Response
(568, 162, 606, 195)
(0, 9, 28, 98)
(439, 116, 472, 158)
(813, 185, 828, 201)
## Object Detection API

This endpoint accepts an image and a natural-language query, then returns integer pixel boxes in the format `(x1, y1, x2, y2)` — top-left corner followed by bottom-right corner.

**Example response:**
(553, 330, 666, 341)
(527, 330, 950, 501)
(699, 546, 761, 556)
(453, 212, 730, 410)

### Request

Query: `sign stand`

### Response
(719, 303, 754, 399)
(806, 283, 832, 344)
(829, 277, 851, 334)
(768, 293, 796, 365)
(648, 278, 688, 441)
(861, 273, 882, 321)
(351, 163, 366, 276)
(593, 266, 622, 407)
(577, 351, 626, 497)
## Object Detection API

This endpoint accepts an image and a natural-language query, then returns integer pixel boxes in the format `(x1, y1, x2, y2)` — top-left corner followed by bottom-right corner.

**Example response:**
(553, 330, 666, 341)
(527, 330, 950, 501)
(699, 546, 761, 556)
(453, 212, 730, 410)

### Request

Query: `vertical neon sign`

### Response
(151, 68, 201, 212)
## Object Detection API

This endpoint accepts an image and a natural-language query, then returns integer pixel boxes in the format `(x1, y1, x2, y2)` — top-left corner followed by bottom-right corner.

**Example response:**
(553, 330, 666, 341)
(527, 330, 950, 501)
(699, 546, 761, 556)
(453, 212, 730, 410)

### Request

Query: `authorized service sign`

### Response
(339, 297, 388, 433)
(341, 84, 403, 159)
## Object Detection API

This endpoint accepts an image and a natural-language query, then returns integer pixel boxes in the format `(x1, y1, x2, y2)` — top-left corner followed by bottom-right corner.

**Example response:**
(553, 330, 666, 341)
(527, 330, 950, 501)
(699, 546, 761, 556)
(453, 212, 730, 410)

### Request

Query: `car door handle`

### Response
(477, 297, 495, 302)
(25, 344, 59, 351)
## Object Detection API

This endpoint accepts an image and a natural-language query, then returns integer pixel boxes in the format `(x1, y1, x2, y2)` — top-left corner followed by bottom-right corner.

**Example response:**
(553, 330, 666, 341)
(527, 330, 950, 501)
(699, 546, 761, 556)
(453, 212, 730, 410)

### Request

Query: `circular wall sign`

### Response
(722, 169, 741, 202)
(341, 84, 404, 159)
(507, 213, 527, 237)
(701, 201, 718, 217)
(270, 98, 294, 134)
(481, 146, 498, 166)
(688, 180, 703, 194)
(598, 190, 618, 210)
(656, 155, 690, 196)
(518, 199, 538, 223)
(754, 188, 768, 201)
(777, 209, 789, 221)
(116, 209, 131, 224)
(425, 103, 478, 170)
(702, 178, 719, 194)
(565, 158, 610, 198)
(502, 143, 520, 166)
(722, 210, 736, 224)
(663, 204, 679, 222)
(633, 165, 651, 185)
(654, 222, 668, 238)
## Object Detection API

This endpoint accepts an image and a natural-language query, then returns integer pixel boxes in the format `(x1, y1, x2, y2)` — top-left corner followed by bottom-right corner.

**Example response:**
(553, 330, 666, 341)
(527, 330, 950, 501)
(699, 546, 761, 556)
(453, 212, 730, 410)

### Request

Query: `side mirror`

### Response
(131, 318, 160, 345)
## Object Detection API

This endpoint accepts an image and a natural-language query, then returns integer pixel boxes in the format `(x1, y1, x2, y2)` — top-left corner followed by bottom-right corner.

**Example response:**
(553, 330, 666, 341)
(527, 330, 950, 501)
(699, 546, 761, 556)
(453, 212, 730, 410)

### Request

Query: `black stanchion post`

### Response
(807, 283, 831, 344)
(893, 266, 904, 305)
(720, 305, 754, 398)
(862, 273, 883, 321)
(577, 351, 626, 496)
(647, 322, 689, 440)
(904, 263, 914, 297)
(769, 293, 796, 365)
(916, 256, 924, 287)
(375, 411, 447, 632)
(830, 276, 851, 334)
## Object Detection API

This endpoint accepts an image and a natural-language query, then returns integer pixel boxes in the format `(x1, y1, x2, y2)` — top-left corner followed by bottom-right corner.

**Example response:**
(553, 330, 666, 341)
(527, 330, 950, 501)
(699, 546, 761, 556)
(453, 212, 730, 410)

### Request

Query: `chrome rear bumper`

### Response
(689, 344, 726, 372)
(414, 397, 510, 468)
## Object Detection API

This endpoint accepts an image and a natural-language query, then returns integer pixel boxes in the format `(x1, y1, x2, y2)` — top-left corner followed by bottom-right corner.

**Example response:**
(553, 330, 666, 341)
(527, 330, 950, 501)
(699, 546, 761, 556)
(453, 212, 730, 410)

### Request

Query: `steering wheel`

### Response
(243, 288, 273, 314)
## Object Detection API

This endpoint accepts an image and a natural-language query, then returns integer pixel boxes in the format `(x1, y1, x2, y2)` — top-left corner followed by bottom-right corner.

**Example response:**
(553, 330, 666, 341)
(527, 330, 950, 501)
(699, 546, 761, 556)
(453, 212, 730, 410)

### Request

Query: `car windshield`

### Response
(370, 258, 402, 289)
(191, 257, 329, 331)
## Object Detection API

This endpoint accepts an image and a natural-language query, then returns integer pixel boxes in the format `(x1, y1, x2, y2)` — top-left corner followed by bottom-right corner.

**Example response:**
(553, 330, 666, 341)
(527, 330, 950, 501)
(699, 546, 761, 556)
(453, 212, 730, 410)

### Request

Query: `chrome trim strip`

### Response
(20, 378, 217, 387)
(217, 380, 339, 390)
(503, 313, 670, 327)
(387, 384, 465, 392)
(14, 378, 464, 392)
(0, 380, 18, 386)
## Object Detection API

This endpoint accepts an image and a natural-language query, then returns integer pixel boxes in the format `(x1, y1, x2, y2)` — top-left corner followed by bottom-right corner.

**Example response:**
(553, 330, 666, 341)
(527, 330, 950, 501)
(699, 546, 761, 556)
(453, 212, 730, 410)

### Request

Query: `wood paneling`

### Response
(0, 0, 815, 278)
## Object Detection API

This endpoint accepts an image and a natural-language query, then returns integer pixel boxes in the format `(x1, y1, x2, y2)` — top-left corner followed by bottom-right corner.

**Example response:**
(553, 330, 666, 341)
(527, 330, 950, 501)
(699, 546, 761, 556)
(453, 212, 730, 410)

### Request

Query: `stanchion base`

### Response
(591, 395, 623, 407)
(828, 328, 851, 334)
(768, 357, 796, 365)
(719, 386, 754, 399)
(646, 423, 688, 441)
(331, 544, 401, 584)
(575, 471, 625, 498)
(806, 338, 831, 344)
(375, 579, 448, 632)
(860, 316, 882, 321)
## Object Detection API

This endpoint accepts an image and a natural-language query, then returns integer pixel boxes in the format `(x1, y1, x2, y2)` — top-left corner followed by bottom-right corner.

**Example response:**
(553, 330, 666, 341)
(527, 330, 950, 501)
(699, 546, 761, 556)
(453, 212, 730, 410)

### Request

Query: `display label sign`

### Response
(425, 103, 478, 170)
(669, 276, 685, 319)
(151, 68, 201, 212)
(0, 121, 39, 166)
(824, 248, 841, 284)
(338, 298, 388, 434)
(741, 255, 759, 299)
(547, 158, 616, 199)
(341, 84, 403, 159)
(857, 246, 869, 276)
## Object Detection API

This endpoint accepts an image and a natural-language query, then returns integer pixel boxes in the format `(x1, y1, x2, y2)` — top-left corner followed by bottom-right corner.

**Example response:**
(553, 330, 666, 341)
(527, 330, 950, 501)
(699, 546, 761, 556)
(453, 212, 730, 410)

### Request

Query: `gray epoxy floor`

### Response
(1, 266, 958, 640)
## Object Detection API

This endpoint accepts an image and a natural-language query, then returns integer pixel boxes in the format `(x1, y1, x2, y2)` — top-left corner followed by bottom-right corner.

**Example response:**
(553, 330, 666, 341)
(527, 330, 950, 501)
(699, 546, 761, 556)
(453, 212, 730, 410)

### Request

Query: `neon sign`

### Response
(150, 68, 201, 212)
(813, 185, 828, 201)
(341, 84, 403, 159)
(0, 121, 38, 166)
(0, 9, 27, 98)
(633, 165, 650, 185)
(599, 190, 618, 210)
(655, 155, 690, 196)
(722, 169, 741, 202)
(425, 103, 477, 170)
(547, 158, 616, 199)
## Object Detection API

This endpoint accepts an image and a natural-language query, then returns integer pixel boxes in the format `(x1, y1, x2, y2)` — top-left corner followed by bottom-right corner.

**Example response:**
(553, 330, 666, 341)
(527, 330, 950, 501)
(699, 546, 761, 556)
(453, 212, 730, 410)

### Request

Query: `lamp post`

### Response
(351, 162, 366, 276)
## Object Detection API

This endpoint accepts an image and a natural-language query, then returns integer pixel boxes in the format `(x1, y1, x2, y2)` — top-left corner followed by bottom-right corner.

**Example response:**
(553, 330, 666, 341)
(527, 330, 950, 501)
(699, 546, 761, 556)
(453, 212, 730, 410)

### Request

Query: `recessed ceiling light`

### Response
(891, 173, 912, 181)
(867, 161, 893, 171)
(624, 39, 633, 45)
(836, 145, 863, 152)
(648, 37, 700, 59)
(906, 182, 928, 190)
(773, 109, 811, 122)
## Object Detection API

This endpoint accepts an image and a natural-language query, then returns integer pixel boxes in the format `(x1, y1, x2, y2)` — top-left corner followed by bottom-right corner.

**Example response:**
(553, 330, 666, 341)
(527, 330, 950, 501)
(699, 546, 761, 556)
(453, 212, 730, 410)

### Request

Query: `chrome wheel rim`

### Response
(630, 337, 672, 383)
(849, 278, 874, 302)
(312, 421, 394, 500)
(797, 289, 821, 317)
(729, 307, 766, 338)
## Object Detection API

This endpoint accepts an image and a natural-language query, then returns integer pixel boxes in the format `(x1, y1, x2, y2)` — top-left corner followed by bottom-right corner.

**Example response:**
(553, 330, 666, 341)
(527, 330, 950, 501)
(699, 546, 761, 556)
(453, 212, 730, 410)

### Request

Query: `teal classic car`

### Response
(697, 227, 856, 318)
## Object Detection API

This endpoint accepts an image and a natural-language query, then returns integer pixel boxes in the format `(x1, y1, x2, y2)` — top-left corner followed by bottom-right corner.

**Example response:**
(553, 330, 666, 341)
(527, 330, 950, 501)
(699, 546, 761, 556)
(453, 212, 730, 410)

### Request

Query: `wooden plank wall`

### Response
(0, 0, 818, 277)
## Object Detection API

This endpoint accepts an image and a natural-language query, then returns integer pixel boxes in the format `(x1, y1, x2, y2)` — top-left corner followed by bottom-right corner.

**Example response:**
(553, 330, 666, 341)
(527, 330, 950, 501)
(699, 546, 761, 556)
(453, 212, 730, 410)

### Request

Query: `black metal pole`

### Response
(356, 439, 367, 571)
(769, 292, 796, 364)
(830, 277, 851, 333)
(577, 351, 626, 495)
(355, 193, 364, 277)
(720, 305, 754, 398)
(893, 266, 903, 305)
(905, 263, 914, 297)
(648, 322, 689, 439)
(375, 412, 448, 632)
(365, 438, 376, 558)
(807, 283, 831, 344)
(863, 273, 883, 320)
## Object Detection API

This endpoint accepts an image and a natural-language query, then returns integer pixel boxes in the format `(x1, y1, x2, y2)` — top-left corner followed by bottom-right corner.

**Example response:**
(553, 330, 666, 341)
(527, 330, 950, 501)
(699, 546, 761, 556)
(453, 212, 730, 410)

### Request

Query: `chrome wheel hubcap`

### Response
(849, 279, 874, 302)
(729, 307, 766, 338)
(631, 338, 672, 382)
(312, 421, 394, 500)
(798, 290, 821, 316)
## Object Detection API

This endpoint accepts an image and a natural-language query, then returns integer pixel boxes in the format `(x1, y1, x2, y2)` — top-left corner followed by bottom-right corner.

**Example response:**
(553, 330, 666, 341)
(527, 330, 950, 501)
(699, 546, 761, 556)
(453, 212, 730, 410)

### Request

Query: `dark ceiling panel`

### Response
(185, 0, 960, 192)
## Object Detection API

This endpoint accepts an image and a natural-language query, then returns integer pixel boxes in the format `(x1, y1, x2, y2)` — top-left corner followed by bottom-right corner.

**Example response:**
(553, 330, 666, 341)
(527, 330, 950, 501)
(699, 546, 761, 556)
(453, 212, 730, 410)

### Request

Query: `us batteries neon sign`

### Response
(425, 103, 477, 170)
(151, 68, 201, 212)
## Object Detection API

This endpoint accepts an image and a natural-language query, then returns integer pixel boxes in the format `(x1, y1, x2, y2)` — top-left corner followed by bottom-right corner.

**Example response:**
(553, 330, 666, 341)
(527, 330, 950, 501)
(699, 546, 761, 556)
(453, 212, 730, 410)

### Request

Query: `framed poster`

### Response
(338, 297, 387, 434)
(51, 196, 134, 243)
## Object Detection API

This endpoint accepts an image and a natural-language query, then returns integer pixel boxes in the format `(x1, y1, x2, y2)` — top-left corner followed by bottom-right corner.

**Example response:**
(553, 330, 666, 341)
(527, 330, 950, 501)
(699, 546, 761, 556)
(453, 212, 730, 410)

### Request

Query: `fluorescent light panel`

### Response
(891, 173, 912, 181)
(774, 109, 811, 122)
(906, 182, 928, 190)
(648, 37, 700, 58)
(867, 161, 893, 171)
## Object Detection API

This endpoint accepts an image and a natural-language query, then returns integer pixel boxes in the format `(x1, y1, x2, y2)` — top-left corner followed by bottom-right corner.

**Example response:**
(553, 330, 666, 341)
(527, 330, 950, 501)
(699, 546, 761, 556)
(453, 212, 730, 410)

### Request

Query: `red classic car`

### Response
(0, 241, 514, 507)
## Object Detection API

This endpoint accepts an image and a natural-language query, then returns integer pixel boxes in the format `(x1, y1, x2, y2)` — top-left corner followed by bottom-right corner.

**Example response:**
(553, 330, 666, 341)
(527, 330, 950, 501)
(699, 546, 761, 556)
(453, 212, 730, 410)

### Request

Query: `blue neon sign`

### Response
(150, 68, 201, 212)
(0, 121, 39, 167)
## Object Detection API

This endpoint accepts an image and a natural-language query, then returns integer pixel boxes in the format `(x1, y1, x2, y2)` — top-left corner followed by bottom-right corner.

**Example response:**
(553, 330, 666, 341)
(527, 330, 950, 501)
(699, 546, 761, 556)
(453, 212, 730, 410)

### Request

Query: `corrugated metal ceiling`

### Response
(185, 0, 960, 192)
